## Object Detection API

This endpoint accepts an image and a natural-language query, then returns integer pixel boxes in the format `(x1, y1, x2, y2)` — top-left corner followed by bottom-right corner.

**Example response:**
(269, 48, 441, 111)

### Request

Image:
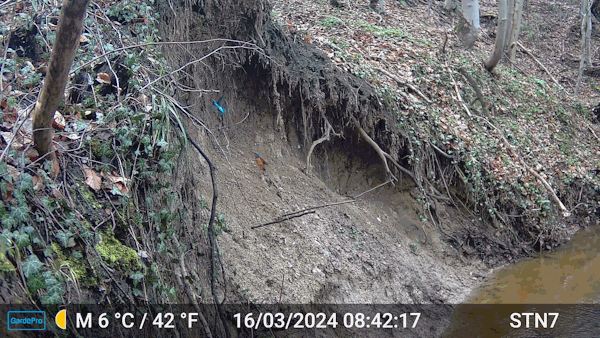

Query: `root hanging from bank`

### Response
(351, 115, 397, 185)
(306, 117, 341, 174)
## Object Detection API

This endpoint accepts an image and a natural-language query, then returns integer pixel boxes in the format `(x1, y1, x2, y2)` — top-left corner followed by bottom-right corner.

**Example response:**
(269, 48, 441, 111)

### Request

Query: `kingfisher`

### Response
(211, 96, 226, 115)
(253, 152, 265, 171)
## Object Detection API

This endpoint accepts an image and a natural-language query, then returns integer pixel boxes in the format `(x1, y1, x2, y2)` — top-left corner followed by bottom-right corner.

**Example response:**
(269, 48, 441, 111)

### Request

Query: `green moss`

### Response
(51, 243, 96, 286)
(87, 139, 113, 160)
(96, 233, 141, 272)
(0, 251, 15, 272)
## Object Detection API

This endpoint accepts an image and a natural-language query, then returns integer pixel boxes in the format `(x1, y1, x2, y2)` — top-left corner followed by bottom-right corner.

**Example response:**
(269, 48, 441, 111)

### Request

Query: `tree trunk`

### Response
(32, 0, 90, 165)
(370, 0, 383, 13)
(506, 0, 514, 43)
(586, 0, 593, 67)
(458, 0, 480, 48)
(576, 0, 592, 95)
(484, 0, 508, 71)
(462, 0, 480, 30)
(507, 0, 524, 62)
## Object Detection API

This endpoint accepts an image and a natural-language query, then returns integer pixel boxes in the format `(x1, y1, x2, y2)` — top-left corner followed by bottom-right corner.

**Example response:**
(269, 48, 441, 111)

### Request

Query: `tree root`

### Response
(306, 118, 340, 173)
(351, 116, 397, 185)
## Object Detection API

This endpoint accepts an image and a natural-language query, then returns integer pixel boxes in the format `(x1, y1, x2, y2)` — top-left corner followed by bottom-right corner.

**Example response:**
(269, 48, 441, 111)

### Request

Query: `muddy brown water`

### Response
(466, 226, 600, 304)
(443, 226, 600, 337)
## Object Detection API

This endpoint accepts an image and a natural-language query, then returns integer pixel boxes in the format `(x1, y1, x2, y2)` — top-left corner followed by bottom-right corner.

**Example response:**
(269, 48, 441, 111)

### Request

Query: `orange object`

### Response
(253, 152, 265, 171)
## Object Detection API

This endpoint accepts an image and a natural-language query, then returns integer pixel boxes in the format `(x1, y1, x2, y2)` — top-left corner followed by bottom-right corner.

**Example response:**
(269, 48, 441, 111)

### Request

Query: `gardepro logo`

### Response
(7, 311, 46, 331)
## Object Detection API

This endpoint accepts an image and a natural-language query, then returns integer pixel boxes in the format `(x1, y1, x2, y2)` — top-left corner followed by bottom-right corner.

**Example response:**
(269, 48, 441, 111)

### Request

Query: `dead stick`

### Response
(252, 199, 356, 229)
(447, 65, 472, 117)
(474, 115, 570, 216)
(375, 67, 432, 104)
(353, 180, 393, 199)
(517, 41, 560, 87)
(252, 211, 316, 229)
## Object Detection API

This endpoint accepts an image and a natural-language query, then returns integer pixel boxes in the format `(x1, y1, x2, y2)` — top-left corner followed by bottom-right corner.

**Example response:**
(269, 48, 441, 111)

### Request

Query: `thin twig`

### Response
(446, 65, 471, 117)
(252, 211, 316, 229)
(252, 200, 356, 229)
(517, 41, 560, 87)
(375, 67, 432, 104)
(353, 180, 393, 199)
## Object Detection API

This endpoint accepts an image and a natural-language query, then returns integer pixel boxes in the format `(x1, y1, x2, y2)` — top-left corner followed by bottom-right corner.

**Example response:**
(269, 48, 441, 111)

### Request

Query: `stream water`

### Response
(442, 226, 600, 337)
(466, 225, 600, 304)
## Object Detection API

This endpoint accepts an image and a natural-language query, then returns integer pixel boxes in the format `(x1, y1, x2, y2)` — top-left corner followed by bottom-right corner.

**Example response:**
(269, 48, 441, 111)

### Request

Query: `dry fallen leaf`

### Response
(101, 172, 130, 186)
(84, 166, 102, 191)
(96, 73, 111, 84)
(32, 175, 44, 191)
(52, 111, 65, 130)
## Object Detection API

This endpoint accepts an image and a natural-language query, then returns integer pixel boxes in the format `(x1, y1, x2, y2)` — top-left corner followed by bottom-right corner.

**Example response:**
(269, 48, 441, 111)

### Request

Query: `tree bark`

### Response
(484, 0, 508, 72)
(576, 0, 592, 95)
(507, 0, 524, 62)
(32, 0, 90, 164)
(462, 0, 480, 30)
(370, 0, 383, 13)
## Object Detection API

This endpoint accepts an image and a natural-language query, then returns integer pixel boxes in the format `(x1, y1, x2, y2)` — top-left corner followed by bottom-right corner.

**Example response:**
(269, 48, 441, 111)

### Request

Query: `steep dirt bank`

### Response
(0, 0, 598, 337)
(152, 0, 534, 313)
(153, 0, 599, 323)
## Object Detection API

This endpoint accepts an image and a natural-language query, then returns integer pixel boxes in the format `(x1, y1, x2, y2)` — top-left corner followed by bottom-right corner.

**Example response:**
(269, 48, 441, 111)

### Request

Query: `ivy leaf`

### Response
(11, 204, 30, 222)
(130, 271, 144, 286)
(133, 288, 144, 297)
(22, 254, 43, 278)
(110, 186, 123, 196)
(17, 173, 33, 192)
(156, 139, 168, 148)
(27, 273, 45, 293)
(55, 230, 76, 248)
(12, 230, 30, 248)
(42, 271, 64, 304)
(1, 214, 17, 229)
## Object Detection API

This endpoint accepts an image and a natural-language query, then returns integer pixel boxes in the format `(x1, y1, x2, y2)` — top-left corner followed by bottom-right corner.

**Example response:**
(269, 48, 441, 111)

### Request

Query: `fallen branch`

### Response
(474, 115, 570, 217)
(517, 41, 560, 87)
(252, 200, 355, 229)
(353, 180, 394, 199)
(351, 116, 397, 185)
(375, 67, 432, 104)
(587, 124, 600, 143)
(458, 67, 489, 117)
(446, 65, 471, 117)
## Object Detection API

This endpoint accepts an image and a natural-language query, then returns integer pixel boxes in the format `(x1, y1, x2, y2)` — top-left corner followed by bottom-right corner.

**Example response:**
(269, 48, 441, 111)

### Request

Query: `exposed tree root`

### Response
(429, 142, 456, 160)
(306, 118, 340, 173)
(351, 116, 397, 185)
